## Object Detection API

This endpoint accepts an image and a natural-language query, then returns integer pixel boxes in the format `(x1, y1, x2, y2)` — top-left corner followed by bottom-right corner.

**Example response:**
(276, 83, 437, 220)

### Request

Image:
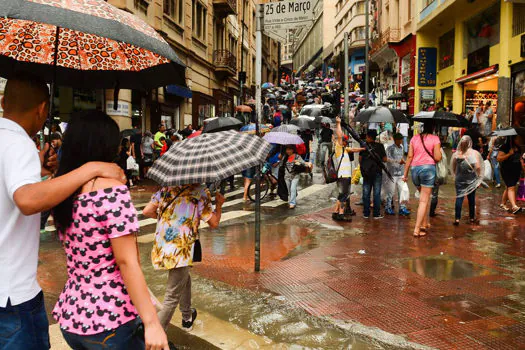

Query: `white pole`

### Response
(254, 3, 263, 273)
(364, 0, 369, 108)
(344, 32, 349, 123)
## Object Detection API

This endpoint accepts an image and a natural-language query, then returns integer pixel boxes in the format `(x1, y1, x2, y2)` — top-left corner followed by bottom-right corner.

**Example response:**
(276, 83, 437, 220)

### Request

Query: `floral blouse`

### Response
(151, 185, 213, 270)
(53, 186, 139, 335)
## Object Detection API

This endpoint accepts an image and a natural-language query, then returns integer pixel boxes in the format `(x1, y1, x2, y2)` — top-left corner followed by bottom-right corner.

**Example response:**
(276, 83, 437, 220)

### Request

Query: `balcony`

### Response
(213, 49, 237, 78)
(213, 0, 236, 17)
(370, 28, 400, 55)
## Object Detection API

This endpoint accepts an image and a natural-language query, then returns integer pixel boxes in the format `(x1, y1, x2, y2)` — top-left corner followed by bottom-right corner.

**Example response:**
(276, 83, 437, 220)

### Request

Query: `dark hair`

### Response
(50, 132, 62, 141)
(4, 72, 49, 114)
(285, 144, 296, 153)
(422, 121, 436, 134)
(53, 110, 120, 230)
(121, 138, 129, 147)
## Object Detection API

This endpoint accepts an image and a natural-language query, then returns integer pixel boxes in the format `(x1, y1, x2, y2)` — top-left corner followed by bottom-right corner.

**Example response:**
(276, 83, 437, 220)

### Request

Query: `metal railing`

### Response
(370, 28, 400, 54)
(213, 49, 237, 72)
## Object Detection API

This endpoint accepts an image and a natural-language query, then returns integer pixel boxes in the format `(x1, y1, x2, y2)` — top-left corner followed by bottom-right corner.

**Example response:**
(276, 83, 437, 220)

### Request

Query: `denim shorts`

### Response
(411, 165, 436, 188)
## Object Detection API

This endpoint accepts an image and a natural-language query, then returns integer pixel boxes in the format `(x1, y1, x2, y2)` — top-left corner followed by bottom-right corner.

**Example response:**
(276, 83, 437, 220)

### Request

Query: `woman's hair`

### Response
(121, 137, 129, 148)
(422, 121, 436, 134)
(457, 135, 473, 155)
(53, 110, 121, 230)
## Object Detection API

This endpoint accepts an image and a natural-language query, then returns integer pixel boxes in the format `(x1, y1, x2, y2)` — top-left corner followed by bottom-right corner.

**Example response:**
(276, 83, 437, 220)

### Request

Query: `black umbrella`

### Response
(412, 111, 461, 126)
(387, 93, 408, 101)
(290, 117, 315, 130)
(356, 107, 409, 124)
(203, 117, 243, 133)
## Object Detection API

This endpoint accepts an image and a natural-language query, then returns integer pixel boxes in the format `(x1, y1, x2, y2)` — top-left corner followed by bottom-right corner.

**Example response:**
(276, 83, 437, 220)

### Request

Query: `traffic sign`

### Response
(262, 0, 314, 31)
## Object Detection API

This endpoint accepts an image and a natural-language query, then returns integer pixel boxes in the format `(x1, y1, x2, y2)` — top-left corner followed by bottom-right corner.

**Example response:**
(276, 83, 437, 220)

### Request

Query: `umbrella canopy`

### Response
(147, 131, 271, 186)
(271, 124, 300, 134)
(412, 111, 461, 126)
(356, 107, 409, 124)
(290, 117, 316, 130)
(203, 117, 242, 133)
(120, 128, 136, 139)
(240, 123, 271, 134)
(235, 105, 253, 113)
(387, 93, 408, 101)
(0, 0, 185, 89)
(263, 132, 304, 145)
(314, 116, 332, 125)
(262, 82, 274, 89)
(266, 94, 276, 100)
(187, 130, 202, 139)
(490, 127, 525, 138)
(245, 99, 256, 105)
(278, 104, 289, 111)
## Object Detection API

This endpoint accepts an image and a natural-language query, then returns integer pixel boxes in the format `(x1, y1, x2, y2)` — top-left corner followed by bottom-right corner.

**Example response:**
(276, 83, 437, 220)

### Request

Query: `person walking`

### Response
(282, 145, 304, 209)
(451, 136, 484, 225)
(385, 133, 411, 216)
(143, 185, 224, 331)
(130, 125, 143, 180)
(359, 130, 387, 219)
(497, 135, 524, 214)
(142, 131, 155, 177)
(118, 138, 134, 187)
(403, 121, 442, 236)
(154, 124, 167, 159)
(332, 117, 363, 221)
(318, 122, 334, 167)
(488, 136, 503, 188)
(0, 73, 125, 350)
(52, 111, 168, 350)
(483, 101, 494, 136)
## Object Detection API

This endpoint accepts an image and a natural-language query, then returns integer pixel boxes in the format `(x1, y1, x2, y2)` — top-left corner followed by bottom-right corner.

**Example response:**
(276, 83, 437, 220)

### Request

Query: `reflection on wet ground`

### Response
(402, 256, 495, 281)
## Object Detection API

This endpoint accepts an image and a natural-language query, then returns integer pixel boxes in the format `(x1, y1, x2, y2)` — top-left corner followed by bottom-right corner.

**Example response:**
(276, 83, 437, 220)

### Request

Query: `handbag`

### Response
(483, 159, 493, 182)
(517, 178, 525, 201)
(420, 134, 447, 184)
(323, 149, 345, 184)
(126, 156, 139, 171)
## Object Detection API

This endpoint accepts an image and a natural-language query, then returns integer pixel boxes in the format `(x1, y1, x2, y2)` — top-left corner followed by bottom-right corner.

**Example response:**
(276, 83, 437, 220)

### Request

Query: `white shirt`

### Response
(0, 118, 42, 307)
(397, 123, 409, 137)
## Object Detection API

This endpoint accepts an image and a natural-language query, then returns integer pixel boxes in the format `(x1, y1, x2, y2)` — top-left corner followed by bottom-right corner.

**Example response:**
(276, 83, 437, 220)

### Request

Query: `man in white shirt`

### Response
(0, 73, 125, 349)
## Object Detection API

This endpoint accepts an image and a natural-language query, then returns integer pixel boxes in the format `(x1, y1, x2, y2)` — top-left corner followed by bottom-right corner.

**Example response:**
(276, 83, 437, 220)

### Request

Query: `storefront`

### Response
(192, 91, 216, 127)
(456, 65, 499, 121)
(213, 88, 234, 118)
(511, 61, 525, 127)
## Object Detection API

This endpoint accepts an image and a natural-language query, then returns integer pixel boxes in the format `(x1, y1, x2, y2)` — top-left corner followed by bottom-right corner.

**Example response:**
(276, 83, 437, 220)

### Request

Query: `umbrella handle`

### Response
(42, 26, 61, 152)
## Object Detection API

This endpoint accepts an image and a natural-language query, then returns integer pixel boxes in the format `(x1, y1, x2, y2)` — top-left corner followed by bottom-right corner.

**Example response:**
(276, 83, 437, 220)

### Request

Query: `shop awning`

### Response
(166, 85, 192, 98)
(455, 65, 498, 84)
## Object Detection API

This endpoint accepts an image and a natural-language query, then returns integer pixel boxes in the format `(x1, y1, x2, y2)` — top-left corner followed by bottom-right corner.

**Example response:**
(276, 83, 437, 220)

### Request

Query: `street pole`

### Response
(344, 32, 349, 124)
(240, 4, 246, 105)
(254, 3, 263, 272)
(364, 0, 370, 108)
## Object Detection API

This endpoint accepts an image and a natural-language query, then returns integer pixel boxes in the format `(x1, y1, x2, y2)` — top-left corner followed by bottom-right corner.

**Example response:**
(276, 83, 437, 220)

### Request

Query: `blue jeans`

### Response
(490, 152, 501, 185)
(61, 317, 144, 350)
(0, 291, 50, 349)
(362, 173, 382, 217)
(285, 177, 299, 205)
(455, 189, 476, 220)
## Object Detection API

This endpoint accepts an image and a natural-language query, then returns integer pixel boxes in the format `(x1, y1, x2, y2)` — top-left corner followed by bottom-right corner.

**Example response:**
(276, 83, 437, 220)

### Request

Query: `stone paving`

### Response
(190, 185, 525, 349)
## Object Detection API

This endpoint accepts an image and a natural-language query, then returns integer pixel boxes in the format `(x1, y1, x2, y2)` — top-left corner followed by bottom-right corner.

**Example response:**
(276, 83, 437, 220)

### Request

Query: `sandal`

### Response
(511, 206, 522, 214)
(499, 204, 510, 211)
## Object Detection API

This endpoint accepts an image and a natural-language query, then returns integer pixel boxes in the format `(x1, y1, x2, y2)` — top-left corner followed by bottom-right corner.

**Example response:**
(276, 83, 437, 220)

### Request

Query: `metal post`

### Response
(364, 0, 370, 108)
(344, 32, 349, 123)
(254, 3, 263, 272)
(240, 4, 246, 105)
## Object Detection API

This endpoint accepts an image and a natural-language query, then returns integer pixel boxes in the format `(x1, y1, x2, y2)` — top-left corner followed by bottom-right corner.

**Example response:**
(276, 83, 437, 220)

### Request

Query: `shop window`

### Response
(512, 4, 525, 37)
(464, 3, 500, 59)
(438, 29, 454, 70)
(164, 0, 183, 24)
(192, 0, 207, 42)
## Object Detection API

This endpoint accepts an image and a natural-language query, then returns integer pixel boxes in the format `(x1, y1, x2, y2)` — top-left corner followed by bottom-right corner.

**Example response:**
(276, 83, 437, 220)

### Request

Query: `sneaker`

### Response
(385, 208, 395, 215)
(289, 204, 296, 209)
(182, 308, 197, 331)
(495, 184, 501, 188)
(363, 215, 369, 219)
(373, 215, 384, 220)
(399, 208, 411, 216)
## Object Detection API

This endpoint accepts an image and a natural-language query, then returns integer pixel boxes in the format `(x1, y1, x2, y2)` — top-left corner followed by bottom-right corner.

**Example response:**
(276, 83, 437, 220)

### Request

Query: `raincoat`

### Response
(451, 136, 484, 198)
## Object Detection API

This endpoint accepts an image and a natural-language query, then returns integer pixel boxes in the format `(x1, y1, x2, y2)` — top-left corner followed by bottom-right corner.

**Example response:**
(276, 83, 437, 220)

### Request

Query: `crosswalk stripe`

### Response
(261, 184, 326, 207)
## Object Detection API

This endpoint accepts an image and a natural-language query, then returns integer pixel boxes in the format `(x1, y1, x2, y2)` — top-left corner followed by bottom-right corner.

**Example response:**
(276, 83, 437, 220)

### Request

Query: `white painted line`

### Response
(261, 184, 326, 208)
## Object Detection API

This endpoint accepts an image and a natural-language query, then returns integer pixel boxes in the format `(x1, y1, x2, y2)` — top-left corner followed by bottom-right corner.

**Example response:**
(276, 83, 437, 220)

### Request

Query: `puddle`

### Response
(402, 256, 494, 281)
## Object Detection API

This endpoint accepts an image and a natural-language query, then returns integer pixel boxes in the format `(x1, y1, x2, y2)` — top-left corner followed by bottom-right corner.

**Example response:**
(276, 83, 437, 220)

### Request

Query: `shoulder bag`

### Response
(323, 148, 345, 184)
(420, 134, 447, 184)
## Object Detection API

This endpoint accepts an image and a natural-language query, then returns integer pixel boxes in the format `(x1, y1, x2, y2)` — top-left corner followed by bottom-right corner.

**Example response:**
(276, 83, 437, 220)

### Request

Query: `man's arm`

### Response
(14, 162, 125, 216)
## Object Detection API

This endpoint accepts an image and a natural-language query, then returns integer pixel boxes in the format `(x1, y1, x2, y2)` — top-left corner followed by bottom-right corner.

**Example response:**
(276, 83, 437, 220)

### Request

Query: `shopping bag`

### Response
(517, 178, 525, 201)
(126, 156, 139, 171)
(399, 181, 410, 203)
(436, 148, 448, 184)
(483, 159, 493, 182)
(277, 166, 289, 201)
(351, 166, 361, 185)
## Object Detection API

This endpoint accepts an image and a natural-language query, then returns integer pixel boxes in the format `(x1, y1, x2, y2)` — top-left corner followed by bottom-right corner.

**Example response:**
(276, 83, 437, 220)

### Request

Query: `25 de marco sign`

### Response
(263, 0, 314, 31)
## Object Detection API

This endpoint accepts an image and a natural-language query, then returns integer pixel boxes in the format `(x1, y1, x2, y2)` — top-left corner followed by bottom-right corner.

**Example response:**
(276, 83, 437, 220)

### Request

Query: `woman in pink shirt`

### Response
(403, 122, 442, 237)
(52, 111, 168, 350)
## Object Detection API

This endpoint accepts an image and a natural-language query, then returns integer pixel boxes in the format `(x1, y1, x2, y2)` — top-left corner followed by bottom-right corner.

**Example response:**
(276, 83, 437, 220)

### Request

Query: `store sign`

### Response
(418, 47, 437, 87)
(263, 0, 314, 31)
(106, 101, 130, 117)
(420, 89, 435, 101)
(521, 34, 525, 57)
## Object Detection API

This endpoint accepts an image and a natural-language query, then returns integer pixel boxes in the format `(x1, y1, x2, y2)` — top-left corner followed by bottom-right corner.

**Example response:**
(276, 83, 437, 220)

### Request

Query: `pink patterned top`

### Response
(52, 186, 139, 335)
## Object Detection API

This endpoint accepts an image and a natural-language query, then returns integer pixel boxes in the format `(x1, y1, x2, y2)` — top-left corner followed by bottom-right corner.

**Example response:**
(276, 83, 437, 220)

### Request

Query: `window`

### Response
(421, 0, 434, 10)
(513, 4, 525, 36)
(192, 0, 207, 41)
(407, 0, 411, 20)
(164, 0, 183, 24)
(355, 1, 365, 15)
(438, 29, 454, 70)
(252, 56, 256, 83)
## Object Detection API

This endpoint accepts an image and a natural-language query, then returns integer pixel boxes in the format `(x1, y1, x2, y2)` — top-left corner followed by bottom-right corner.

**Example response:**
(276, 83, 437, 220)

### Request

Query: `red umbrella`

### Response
(187, 130, 202, 139)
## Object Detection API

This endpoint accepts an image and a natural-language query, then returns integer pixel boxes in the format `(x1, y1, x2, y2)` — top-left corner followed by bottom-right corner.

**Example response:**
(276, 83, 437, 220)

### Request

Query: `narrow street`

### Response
(38, 171, 525, 349)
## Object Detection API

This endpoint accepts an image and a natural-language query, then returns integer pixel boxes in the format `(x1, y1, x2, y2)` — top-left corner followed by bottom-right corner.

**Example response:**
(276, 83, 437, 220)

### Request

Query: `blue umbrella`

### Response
(263, 132, 304, 145)
(262, 82, 274, 89)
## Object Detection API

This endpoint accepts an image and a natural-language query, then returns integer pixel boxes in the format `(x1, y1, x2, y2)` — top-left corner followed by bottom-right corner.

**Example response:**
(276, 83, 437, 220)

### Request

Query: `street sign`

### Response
(262, 0, 314, 31)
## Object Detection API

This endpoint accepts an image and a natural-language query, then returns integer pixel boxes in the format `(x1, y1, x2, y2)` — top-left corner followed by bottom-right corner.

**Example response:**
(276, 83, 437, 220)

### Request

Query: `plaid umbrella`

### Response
(147, 131, 272, 186)
(271, 124, 300, 134)
(263, 132, 303, 145)
(0, 0, 185, 89)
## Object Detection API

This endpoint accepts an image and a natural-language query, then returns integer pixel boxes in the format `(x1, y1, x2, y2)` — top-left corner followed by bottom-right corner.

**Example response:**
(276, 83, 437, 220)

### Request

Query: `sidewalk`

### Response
(190, 184, 525, 349)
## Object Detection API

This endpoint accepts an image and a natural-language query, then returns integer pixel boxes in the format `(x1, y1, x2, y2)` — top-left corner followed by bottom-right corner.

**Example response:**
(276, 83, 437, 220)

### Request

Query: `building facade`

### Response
(414, 0, 525, 127)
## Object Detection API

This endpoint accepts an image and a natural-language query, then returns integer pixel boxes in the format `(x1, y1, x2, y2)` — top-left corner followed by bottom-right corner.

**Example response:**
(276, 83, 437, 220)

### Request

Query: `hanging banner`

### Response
(418, 47, 437, 87)
(263, 0, 314, 31)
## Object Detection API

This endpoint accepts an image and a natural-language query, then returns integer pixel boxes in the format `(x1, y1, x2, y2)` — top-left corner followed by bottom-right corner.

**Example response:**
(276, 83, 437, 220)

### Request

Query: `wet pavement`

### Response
(37, 174, 525, 349)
